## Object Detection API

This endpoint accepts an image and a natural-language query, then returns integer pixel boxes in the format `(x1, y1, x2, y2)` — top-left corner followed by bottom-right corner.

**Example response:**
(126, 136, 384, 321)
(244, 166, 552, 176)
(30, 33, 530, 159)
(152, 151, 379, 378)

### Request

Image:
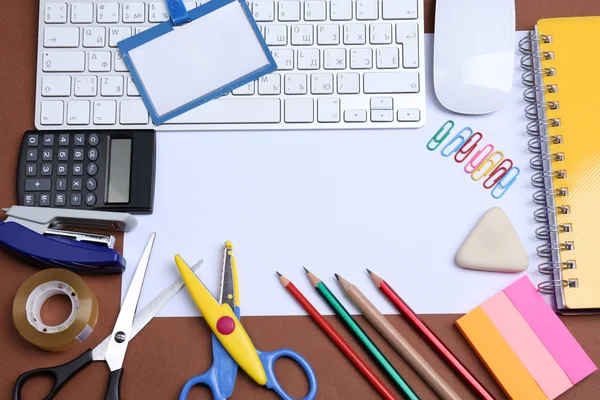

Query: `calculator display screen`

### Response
(107, 139, 132, 203)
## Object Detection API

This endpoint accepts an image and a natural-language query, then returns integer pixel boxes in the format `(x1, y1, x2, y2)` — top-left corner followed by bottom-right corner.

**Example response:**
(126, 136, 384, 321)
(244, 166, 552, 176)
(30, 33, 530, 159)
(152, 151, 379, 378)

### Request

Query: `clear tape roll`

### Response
(13, 269, 98, 352)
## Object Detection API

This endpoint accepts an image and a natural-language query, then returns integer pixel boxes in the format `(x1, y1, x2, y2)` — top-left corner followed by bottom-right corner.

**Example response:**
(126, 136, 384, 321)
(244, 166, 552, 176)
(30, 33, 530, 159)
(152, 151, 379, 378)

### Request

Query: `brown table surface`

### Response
(2, 0, 600, 399)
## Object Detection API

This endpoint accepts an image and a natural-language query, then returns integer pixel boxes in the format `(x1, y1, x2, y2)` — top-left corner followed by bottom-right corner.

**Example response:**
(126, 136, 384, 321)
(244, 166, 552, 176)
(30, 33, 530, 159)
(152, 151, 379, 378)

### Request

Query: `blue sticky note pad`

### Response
(118, 0, 276, 125)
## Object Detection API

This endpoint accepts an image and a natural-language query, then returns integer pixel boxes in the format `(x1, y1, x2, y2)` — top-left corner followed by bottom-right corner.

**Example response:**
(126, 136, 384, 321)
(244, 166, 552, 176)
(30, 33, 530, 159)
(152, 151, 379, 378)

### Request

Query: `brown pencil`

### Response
(335, 274, 463, 400)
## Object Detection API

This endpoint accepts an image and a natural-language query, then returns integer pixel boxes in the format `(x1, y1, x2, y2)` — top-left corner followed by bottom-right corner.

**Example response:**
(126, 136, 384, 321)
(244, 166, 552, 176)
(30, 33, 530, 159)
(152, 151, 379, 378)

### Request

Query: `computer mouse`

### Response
(433, 0, 515, 115)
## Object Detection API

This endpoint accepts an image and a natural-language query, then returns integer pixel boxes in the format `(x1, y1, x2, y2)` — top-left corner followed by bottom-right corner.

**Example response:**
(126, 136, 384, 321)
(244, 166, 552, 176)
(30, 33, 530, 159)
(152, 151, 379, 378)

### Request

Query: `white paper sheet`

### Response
(124, 32, 546, 317)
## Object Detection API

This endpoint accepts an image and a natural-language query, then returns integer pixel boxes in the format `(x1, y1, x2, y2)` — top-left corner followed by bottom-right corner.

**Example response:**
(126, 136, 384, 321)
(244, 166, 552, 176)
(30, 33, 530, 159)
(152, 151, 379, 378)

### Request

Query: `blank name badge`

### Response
(118, 0, 276, 125)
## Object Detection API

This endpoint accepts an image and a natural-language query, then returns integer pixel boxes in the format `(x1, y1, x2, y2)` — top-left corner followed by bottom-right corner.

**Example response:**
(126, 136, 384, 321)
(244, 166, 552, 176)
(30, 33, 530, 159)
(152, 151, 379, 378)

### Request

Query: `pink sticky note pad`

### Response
(504, 276, 597, 384)
(482, 291, 572, 399)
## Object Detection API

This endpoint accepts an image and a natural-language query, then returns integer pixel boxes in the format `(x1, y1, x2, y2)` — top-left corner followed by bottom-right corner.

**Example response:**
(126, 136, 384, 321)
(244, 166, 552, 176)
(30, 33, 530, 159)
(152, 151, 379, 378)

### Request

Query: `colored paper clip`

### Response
(464, 144, 495, 174)
(441, 127, 474, 157)
(472, 151, 505, 181)
(427, 120, 454, 151)
(484, 158, 514, 189)
(455, 132, 483, 163)
(167, 0, 192, 25)
(491, 166, 520, 199)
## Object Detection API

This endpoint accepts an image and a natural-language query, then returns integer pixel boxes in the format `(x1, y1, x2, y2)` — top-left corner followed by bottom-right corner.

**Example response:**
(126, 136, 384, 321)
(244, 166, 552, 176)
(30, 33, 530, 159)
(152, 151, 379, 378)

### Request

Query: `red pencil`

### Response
(367, 269, 495, 400)
(277, 272, 397, 400)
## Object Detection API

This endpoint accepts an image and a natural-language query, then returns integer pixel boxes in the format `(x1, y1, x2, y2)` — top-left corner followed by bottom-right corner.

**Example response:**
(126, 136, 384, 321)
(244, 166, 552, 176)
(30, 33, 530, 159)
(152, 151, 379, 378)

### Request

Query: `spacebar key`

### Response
(167, 98, 281, 124)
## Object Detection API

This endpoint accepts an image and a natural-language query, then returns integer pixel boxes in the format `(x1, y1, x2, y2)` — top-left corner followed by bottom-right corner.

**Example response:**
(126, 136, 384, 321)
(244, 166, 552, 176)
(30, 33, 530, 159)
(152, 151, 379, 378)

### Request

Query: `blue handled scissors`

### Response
(176, 241, 318, 400)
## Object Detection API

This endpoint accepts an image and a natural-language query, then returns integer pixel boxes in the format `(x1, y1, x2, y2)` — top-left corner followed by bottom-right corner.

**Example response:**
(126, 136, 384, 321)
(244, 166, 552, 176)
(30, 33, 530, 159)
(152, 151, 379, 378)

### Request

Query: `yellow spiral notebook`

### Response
(522, 16, 600, 314)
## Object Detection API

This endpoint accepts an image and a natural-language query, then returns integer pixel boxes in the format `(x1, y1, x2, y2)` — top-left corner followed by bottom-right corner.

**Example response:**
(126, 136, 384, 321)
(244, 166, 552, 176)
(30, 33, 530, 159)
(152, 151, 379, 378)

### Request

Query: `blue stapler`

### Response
(0, 206, 137, 273)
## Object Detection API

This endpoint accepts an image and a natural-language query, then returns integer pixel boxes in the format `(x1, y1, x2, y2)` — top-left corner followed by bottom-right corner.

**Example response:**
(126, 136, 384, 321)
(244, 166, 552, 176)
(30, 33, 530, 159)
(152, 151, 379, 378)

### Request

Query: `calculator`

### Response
(18, 130, 155, 214)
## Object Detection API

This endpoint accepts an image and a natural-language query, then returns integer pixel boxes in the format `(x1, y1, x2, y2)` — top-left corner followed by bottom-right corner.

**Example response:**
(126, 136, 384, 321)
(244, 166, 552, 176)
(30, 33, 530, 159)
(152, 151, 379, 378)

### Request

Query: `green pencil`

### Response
(303, 268, 420, 400)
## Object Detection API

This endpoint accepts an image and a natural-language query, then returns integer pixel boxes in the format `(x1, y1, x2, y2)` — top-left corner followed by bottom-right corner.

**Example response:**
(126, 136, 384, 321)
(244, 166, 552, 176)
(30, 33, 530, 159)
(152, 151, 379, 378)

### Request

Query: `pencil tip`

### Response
(276, 271, 282, 277)
(303, 266, 309, 274)
(334, 273, 340, 281)
(366, 268, 372, 275)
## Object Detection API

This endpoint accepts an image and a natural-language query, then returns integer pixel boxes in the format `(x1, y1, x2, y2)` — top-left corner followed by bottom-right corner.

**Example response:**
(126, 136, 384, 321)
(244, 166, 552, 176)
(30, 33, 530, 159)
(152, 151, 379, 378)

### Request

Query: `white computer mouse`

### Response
(433, 0, 515, 115)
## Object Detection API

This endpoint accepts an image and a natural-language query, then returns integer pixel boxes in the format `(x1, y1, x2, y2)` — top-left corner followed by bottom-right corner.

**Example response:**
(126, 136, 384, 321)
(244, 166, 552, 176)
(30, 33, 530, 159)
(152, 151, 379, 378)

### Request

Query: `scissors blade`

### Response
(219, 241, 236, 310)
(91, 259, 204, 361)
(104, 233, 155, 371)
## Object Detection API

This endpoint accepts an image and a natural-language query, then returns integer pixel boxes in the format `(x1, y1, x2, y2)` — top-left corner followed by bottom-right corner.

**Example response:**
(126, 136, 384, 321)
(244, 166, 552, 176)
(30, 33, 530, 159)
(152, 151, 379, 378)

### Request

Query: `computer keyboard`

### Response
(36, 0, 425, 131)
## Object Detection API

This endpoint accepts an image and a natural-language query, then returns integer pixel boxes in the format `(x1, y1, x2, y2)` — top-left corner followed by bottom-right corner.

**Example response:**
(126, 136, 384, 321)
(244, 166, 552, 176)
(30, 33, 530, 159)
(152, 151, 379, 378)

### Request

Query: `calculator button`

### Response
(71, 194, 82, 206)
(73, 164, 84, 176)
(72, 178, 83, 190)
(41, 164, 53, 176)
(25, 179, 51, 191)
(87, 163, 98, 176)
(26, 164, 37, 177)
(89, 134, 99, 146)
(55, 194, 66, 206)
(74, 148, 84, 161)
(57, 164, 68, 176)
(85, 193, 97, 206)
(43, 135, 54, 146)
(23, 194, 35, 206)
(88, 148, 99, 161)
(56, 178, 67, 191)
(27, 134, 38, 147)
(27, 149, 38, 161)
(58, 134, 70, 146)
(39, 194, 51, 207)
(58, 149, 68, 161)
(42, 149, 53, 161)
(74, 133, 85, 146)
(86, 178, 97, 191)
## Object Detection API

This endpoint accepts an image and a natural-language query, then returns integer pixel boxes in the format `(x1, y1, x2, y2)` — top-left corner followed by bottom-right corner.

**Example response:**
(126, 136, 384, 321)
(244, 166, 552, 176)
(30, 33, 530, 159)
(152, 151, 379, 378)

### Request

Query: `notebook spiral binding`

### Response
(519, 29, 578, 296)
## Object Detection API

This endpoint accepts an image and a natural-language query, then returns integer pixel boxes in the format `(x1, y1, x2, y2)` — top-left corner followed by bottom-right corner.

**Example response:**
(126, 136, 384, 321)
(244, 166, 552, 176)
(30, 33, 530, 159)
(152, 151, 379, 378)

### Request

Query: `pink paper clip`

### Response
(441, 127, 474, 157)
(455, 132, 483, 163)
(472, 150, 505, 181)
(491, 166, 520, 199)
(484, 158, 514, 189)
(427, 120, 454, 151)
(464, 144, 495, 174)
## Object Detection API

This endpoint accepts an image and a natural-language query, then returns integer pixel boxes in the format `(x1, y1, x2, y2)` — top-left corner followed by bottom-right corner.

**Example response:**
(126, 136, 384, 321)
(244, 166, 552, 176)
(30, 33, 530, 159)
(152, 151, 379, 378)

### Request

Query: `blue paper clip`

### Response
(441, 127, 474, 157)
(427, 120, 454, 151)
(167, 0, 192, 25)
(491, 166, 520, 199)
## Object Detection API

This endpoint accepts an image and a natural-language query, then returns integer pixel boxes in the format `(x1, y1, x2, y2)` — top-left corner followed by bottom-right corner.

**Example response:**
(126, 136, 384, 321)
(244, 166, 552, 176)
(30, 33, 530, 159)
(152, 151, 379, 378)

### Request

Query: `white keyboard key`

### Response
(397, 109, 420, 122)
(273, 49, 294, 70)
(88, 51, 111, 72)
(75, 76, 98, 96)
(149, 2, 170, 22)
(97, 3, 120, 23)
(83, 27, 106, 48)
(44, 27, 79, 48)
(120, 100, 149, 124)
(285, 98, 314, 122)
(291, 25, 314, 45)
(167, 98, 281, 124)
(67, 101, 91, 125)
(266, 25, 287, 46)
(93, 100, 117, 124)
(71, 3, 94, 23)
(123, 3, 145, 23)
(323, 48, 346, 70)
(317, 98, 340, 122)
(350, 48, 372, 69)
(184, 2, 198, 11)
(136, 26, 151, 34)
(127, 76, 140, 96)
(371, 109, 393, 122)
(370, 97, 393, 109)
(115, 52, 129, 72)
(305, 1, 326, 21)
(311, 73, 334, 94)
(232, 81, 255, 95)
(383, 0, 417, 20)
(363, 72, 419, 93)
(396, 23, 419, 68)
(45, 3, 67, 23)
(40, 101, 64, 125)
(376, 47, 399, 69)
(344, 24, 366, 44)
(109, 27, 132, 47)
(317, 24, 339, 45)
(41, 76, 71, 97)
(344, 109, 367, 122)
(356, 0, 378, 20)
(253, 1, 275, 21)
(337, 72, 360, 93)
(284, 73, 307, 94)
(258, 73, 281, 95)
(370, 23, 392, 44)
(330, 0, 352, 21)
(279, 1, 300, 21)
(42, 51, 85, 72)
(297, 49, 320, 70)
(101, 76, 124, 96)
